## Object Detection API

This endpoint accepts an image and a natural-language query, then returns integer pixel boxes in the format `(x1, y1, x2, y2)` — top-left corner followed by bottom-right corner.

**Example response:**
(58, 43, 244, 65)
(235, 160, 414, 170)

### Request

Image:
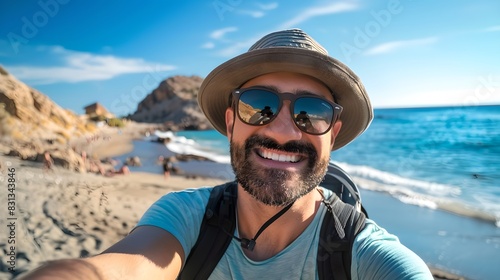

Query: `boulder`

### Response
(128, 75, 212, 130)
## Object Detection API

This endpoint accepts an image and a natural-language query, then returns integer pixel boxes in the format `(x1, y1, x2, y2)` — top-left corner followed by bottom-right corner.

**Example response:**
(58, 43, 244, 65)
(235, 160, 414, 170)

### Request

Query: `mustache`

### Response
(244, 135, 317, 155)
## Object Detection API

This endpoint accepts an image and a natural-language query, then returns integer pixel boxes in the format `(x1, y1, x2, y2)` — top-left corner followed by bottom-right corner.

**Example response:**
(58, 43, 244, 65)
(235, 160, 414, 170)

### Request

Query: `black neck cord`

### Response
(226, 201, 294, 251)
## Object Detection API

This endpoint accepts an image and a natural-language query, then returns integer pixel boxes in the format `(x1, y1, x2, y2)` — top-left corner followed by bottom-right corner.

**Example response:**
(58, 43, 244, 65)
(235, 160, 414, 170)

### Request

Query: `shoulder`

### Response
(141, 187, 213, 222)
(351, 219, 433, 279)
(135, 186, 215, 256)
(158, 186, 212, 201)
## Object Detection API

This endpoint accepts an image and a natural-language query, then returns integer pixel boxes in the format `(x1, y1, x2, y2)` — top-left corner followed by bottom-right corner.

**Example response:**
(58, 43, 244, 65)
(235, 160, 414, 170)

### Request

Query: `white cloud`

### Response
(237, 10, 265, 18)
(207, 27, 244, 54)
(201, 42, 215, 49)
(234, 2, 278, 18)
(256, 2, 278, 10)
(280, 2, 359, 29)
(216, 41, 252, 57)
(364, 37, 438, 55)
(482, 25, 500, 32)
(214, 2, 359, 57)
(210, 27, 238, 40)
(6, 46, 175, 85)
(237, 2, 279, 18)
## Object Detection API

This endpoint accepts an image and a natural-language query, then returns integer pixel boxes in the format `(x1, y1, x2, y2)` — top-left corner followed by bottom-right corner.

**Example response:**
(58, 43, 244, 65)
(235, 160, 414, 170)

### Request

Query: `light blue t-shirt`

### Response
(136, 187, 432, 279)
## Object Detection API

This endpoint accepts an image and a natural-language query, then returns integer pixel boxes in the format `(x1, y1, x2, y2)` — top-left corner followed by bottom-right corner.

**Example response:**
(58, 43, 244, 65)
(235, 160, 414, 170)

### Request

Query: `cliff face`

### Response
(0, 68, 214, 170)
(0, 65, 92, 169)
(129, 75, 213, 130)
(0, 65, 89, 141)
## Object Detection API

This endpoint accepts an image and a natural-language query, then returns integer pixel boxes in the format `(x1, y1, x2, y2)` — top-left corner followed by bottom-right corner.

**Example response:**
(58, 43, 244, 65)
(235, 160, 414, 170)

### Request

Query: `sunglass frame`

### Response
(232, 86, 343, 135)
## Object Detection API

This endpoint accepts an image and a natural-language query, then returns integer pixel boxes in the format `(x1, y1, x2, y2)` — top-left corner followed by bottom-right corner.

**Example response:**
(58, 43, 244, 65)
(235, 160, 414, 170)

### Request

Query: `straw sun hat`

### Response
(198, 28, 373, 150)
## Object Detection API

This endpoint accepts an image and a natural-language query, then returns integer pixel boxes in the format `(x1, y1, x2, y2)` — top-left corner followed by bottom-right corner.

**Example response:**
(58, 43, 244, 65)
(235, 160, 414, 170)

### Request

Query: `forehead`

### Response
(241, 72, 333, 101)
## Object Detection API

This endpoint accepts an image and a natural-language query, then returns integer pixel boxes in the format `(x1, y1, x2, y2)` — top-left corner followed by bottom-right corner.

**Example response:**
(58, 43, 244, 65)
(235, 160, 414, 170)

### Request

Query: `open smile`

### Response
(255, 148, 303, 163)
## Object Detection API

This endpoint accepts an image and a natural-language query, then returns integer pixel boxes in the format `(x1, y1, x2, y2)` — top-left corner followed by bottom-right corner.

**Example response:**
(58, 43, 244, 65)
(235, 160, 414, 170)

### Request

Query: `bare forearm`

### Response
(20, 227, 184, 279)
(18, 259, 103, 280)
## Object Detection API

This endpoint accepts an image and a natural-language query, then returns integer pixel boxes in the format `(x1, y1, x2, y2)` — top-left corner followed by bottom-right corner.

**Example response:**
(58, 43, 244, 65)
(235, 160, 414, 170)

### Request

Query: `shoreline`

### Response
(68, 122, 154, 160)
(0, 124, 469, 280)
(352, 176, 499, 228)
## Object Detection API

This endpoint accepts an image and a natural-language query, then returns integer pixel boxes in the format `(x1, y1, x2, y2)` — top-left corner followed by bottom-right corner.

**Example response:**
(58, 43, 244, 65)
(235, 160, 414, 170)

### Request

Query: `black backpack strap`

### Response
(317, 194, 366, 280)
(178, 182, 238, 280)
(321, 162, 368, 218)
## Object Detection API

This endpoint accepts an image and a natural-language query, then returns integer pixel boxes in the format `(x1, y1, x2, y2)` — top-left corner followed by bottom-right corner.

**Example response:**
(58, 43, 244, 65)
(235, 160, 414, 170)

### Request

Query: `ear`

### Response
(225, 107, 235, 140)
(329, 120, 342, 149)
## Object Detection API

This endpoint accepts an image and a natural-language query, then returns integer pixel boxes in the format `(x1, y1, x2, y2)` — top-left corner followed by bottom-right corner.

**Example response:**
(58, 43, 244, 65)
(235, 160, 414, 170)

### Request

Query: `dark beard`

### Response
(230, 135, 329, 206)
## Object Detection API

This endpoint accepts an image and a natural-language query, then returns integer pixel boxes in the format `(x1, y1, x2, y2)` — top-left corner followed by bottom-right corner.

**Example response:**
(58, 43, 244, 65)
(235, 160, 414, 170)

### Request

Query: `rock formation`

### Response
(0, 67, 214, 171)
(128, 75, 213, 130)
(0, 65, 92, 170)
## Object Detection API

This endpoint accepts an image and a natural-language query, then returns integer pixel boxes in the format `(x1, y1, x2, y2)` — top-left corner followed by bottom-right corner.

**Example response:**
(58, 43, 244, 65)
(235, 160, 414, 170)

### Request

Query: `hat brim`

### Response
(198, 47, 373, 151)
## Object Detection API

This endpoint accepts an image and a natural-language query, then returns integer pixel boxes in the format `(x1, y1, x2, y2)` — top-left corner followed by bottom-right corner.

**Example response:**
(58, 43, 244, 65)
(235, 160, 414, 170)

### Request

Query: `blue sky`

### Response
(1, 0, 499, 117)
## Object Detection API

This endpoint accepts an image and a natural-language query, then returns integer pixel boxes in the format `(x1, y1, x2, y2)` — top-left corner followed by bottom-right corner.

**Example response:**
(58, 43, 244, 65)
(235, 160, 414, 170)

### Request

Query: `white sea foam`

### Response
(155, 130, 231, 164)
(394, 194, 438, 209)
(153, 130, 500, 227)
(332, 161, 500, 226)
(166, 142, 231, 163)
(332, 161, 462, 197)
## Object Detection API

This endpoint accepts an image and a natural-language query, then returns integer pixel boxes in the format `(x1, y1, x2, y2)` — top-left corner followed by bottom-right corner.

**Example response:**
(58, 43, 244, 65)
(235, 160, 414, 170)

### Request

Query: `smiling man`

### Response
(23, 29, 432, 280)
(229, 73, 338, 206)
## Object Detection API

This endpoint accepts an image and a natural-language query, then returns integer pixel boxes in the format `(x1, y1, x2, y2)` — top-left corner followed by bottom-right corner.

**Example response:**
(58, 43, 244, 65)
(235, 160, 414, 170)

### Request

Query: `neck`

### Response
(236, 185, 322, 261)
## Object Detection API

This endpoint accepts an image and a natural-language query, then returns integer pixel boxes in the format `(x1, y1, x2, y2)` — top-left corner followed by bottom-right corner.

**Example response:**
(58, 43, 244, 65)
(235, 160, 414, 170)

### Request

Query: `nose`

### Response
(261, 101, 303, 142)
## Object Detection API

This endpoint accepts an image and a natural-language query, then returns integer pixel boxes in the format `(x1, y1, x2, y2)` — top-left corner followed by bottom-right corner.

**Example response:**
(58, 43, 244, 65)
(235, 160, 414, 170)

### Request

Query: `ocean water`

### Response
(334, 105, 500, 224)
(173, 105, 500, 225)
(119, 105, 500, 279)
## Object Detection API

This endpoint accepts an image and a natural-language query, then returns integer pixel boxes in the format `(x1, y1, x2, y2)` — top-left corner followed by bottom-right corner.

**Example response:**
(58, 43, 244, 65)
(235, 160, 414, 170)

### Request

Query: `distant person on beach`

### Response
(43, 151, 54, 172)
(161, 156, 174, 180)
(105, 163, 130, 177)
(126, 156, 142, 166)
(24, 29, 432, 279)
(87, 156, 106, 175)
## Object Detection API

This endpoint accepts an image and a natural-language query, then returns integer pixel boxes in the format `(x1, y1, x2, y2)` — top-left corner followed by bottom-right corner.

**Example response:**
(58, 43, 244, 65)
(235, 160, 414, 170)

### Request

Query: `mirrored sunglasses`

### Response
(232, 87, 343, 135)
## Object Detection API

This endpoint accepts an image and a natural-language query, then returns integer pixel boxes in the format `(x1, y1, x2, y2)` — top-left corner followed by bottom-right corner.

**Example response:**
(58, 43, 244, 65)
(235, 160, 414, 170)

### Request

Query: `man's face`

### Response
(225, 72, 342, 206)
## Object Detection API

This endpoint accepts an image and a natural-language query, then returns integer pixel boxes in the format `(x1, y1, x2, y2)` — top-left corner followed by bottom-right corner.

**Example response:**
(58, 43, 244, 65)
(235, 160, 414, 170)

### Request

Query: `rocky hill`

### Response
(0, 67, 214, 170)
(0, 65, 94, 169)
(128, 75, 213, 130)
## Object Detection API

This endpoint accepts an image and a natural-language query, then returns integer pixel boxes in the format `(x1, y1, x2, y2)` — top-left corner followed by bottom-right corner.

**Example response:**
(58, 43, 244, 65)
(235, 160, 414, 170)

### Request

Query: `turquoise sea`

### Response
(175, 105, 500, 223)
(118, 105, 500, 279)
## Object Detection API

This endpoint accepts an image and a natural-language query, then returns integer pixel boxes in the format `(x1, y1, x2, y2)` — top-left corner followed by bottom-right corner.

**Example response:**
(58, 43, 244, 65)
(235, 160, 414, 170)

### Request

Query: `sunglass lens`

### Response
(294, 97, 334, 134)
(238, 89, 279, 125)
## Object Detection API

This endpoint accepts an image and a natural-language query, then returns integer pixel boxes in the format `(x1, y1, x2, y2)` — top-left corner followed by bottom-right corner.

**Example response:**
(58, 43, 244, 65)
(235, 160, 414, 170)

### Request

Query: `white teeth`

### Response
(279, 154, 286, 162)
(261, 150, 299, 163)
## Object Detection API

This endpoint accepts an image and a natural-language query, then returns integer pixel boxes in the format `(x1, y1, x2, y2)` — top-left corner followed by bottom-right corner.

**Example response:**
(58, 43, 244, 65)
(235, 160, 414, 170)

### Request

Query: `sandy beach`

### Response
(0, 123, 465, 280)
(0, 123, 225, 279)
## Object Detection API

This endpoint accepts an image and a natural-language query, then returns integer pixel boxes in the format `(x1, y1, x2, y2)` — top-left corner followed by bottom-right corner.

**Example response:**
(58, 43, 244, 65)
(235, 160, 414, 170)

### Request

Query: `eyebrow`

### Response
(250, 84, 320, 97)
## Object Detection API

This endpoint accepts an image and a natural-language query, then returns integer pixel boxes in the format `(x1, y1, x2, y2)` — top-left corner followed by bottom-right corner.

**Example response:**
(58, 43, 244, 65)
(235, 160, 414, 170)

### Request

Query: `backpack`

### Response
(179, 162, 367, 280)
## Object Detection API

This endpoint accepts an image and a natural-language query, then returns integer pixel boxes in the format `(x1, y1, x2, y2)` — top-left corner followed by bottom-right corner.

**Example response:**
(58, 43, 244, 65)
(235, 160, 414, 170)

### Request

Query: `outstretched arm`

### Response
(19, 226, 184, 280)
